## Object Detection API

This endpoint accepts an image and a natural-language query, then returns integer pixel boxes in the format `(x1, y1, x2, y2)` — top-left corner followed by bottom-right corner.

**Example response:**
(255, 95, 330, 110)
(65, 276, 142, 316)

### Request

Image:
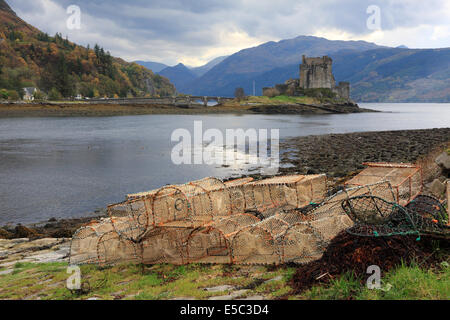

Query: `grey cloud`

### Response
(7, 0, 450, 65)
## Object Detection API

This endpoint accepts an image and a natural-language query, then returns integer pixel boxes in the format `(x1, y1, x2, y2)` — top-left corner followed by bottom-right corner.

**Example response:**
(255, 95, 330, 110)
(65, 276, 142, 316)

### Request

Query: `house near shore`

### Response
(23, 87, 38, 101)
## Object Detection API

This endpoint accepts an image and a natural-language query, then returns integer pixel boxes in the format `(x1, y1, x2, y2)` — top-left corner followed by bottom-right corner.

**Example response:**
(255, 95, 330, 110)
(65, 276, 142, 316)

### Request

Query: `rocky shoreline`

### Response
(0, 128, 449, 241)
(0, 101, 372, 117)
(278, 128, 450, 178)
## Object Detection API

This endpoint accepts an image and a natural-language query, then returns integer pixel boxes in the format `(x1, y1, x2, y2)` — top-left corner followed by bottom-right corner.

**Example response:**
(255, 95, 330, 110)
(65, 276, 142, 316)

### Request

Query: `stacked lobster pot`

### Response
(69, 172, 409, 266)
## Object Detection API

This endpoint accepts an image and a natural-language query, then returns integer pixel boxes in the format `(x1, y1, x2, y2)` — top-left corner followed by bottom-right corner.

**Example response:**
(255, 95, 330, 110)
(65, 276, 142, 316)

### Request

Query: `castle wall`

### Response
(333, 82, 350, 100)
(299, 55, 335, 89)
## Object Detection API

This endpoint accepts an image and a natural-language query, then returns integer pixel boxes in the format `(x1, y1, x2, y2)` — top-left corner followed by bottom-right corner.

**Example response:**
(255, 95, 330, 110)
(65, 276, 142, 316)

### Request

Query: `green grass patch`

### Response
(1, 261, 447, 300)
(299, 262, 450, 300)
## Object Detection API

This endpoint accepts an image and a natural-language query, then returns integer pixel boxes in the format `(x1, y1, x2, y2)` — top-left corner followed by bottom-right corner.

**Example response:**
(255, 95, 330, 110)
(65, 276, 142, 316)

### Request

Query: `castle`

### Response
(263, 55, 350, 100)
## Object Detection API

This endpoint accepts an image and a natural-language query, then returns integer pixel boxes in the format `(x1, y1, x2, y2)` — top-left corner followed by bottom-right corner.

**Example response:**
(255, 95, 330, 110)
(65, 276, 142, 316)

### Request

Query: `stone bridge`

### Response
(70, 96, 235, 107)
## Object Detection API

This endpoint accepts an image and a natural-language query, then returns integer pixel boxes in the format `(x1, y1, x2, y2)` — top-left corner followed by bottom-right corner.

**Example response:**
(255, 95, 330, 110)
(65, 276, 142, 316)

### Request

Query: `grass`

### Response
(299, 261, 450, 300)
(0, 259, 448, 300)
(0, 262, 296, 300)
(235, 95, 320, 106)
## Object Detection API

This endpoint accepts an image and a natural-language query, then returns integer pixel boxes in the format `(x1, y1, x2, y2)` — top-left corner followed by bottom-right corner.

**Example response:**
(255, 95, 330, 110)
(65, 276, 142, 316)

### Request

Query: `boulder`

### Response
(0, 228, 12, 239)
(436, 151, 450, 170)
(14, 225, 42, 239)
(429, 179, 446, 198)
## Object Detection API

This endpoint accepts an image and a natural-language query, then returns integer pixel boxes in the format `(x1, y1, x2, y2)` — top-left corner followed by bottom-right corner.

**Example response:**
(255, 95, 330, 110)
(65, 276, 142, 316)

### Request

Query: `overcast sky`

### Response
(7, 0, 450, 66)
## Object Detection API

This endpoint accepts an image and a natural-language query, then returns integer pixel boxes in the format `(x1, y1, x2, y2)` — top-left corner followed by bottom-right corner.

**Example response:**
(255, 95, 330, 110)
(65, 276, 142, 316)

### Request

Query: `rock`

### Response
(0, 228, 12, 239)
(208, 295, 233, 300)
(204, 285, 235, 292)
(436, 152, 450, 170)
(231, 290, 249, 298)
(14, 225, 42, 239)
(0, 269, 13, 275)
(264, 275, 283, 283)
(429, 179, 446, 198)
(236, 295, 265, 300)
(0, 238, 70, 265)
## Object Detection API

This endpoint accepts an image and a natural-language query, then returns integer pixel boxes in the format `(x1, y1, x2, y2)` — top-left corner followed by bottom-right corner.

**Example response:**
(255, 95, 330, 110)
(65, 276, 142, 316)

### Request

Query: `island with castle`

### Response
(263, 55, 350, 100)
(228, 54, 372, 114)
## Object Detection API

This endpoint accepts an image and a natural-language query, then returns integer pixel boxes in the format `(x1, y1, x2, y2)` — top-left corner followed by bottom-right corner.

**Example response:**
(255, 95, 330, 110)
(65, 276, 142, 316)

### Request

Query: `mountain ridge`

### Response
(177, 36, 450, 102)
(157, 63, 197, 93)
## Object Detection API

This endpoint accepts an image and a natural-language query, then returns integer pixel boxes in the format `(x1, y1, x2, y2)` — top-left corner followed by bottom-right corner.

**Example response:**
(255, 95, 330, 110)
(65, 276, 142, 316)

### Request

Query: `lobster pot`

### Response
(345, 163, 422, 206)
(309, 181, 395, 221)
(268, 184, 289, 207)
(309, 215, 354, 243)
(186, 214, 260, 264)
(281, 222, 325, 264)
(212, 214, 261, 234)
(108, 200, 149, 241)
(126, 177, 228, 200)
(180, 184, 215, 222)
(152, 186, 192, 226)
(189, 177, 253, 217)
(295, 174, 327, 207)
(232, 226, 279, 265)
(224, 177, 254, 188)
(208, 188, 233, 217)
(275, 210, 308, 225)
(187, 227, 231, 264)
(248, 174, 327, 210)
(69, 226, 102, 265)
(189, 177, 227, 191)
(141, 228, 191, 265)
(343, 195, 420, 237)
(228, 186, 247, 214)
(258, 215, 290, 239)
(97, 231, 141, 266)
(244, 184, 275, 212)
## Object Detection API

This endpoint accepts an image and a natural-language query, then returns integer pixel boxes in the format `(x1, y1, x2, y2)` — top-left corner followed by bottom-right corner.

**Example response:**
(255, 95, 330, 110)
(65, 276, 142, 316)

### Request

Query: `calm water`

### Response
(0, 103, 449, 225)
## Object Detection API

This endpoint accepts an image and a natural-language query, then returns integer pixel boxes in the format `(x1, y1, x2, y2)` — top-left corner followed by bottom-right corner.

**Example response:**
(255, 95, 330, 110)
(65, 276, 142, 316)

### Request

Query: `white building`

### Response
(23, 87, 38, 101)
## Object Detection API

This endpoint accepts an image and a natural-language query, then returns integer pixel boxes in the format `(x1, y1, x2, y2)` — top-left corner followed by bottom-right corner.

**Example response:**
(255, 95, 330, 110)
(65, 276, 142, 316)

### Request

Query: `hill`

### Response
(0, 0, 175, 99)
(134, 56, 229, 91)
(157, 63, 197, 93)
(133, 61, 168, 73)
(189, 55, 229, 77)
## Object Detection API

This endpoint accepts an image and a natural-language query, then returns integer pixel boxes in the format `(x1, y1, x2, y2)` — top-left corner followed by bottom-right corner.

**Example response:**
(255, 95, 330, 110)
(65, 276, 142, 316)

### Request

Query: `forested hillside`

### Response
(0, 0, 175, 100)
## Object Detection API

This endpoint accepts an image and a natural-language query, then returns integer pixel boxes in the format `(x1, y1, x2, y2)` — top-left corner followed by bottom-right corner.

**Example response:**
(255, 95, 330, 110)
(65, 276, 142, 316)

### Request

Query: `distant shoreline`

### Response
(0, 101, 375, 117)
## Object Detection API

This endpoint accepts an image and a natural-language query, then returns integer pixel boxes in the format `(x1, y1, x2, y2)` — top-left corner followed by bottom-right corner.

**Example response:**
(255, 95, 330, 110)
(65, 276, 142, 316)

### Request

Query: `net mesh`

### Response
(343, 194, 449, 238)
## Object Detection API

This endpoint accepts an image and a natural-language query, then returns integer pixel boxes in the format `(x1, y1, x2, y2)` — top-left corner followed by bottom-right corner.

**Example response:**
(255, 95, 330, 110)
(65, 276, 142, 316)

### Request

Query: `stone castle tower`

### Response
(299, 55, 335, 89)
(299, 55, 350, 100)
